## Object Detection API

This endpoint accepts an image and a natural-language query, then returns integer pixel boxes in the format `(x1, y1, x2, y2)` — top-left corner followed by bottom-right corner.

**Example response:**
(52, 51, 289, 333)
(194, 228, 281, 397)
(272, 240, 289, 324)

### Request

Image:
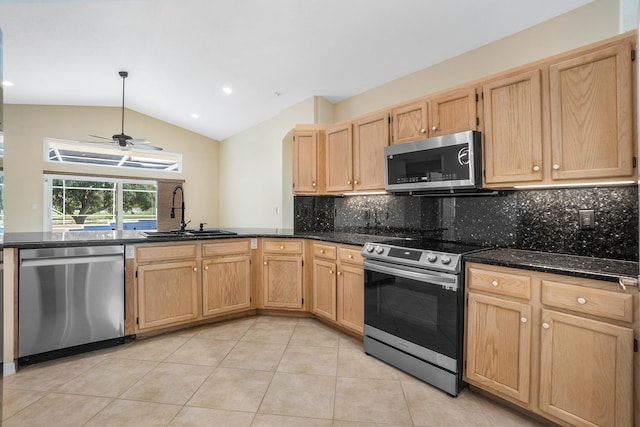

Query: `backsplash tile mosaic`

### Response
(294, 186, 639, 261)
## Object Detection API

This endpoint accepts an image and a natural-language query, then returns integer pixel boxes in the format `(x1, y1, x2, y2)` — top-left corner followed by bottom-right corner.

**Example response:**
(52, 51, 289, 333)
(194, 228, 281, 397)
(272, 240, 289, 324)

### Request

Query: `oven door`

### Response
(363, 258, 463, 372)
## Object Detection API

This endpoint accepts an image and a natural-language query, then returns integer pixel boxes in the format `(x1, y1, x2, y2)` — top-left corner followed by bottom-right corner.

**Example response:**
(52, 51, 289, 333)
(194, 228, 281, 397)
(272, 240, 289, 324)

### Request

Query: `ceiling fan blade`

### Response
(134, 144, 164, 151)
(88, 134, 114, 141)
(127, 138, 151, 144)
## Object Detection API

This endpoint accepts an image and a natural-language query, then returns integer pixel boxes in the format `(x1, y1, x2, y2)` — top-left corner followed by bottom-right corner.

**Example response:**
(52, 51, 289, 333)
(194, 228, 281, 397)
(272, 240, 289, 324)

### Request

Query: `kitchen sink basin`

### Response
(142, 229, 237, 238)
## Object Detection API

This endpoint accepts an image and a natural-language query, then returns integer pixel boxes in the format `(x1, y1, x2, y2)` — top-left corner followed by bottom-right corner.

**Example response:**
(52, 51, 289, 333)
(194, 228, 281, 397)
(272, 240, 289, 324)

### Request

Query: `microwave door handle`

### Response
(364, 260, 458, 290)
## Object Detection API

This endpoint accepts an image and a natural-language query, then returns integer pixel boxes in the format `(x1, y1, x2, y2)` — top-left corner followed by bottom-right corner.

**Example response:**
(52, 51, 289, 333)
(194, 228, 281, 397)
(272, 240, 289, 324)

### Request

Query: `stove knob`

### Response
(427, 254, 437, 262)
(375, 246, 384, 254)
(365, 244, 375, 253)
(441, 256, 452, 265)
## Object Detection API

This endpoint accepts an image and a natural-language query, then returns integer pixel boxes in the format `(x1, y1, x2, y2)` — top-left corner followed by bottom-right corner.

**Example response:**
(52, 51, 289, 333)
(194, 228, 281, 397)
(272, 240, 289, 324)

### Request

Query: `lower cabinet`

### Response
(202, 240, 252, 317)
(465, 262, 635, 427)
(312, 243, 364, 334)
(262, 239, 304, 310)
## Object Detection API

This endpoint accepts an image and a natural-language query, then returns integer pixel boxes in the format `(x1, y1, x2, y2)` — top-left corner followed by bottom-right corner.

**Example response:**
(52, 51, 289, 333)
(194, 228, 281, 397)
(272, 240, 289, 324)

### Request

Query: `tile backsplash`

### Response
(294, 186, 639, 261)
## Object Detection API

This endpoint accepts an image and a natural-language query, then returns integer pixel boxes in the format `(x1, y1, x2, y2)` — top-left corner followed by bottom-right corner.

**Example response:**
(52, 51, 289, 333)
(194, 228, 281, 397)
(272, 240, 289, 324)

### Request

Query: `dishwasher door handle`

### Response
(20, 254, 124, 268)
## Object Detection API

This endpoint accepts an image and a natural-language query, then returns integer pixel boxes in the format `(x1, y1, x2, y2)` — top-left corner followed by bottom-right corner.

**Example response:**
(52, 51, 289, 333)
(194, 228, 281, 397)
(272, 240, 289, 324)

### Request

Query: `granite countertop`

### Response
(465, 247, 639, 283)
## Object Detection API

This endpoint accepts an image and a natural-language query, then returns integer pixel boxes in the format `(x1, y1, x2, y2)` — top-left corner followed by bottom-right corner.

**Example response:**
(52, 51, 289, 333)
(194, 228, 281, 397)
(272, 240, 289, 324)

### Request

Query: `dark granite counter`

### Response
(1, 228, 389, 250)
(465, 248, 639, 283)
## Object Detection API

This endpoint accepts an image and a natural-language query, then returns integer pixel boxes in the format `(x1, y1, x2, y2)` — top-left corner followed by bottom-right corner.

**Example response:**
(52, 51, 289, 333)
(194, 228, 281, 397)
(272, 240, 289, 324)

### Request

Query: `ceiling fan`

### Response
(88, 71, 163, 151)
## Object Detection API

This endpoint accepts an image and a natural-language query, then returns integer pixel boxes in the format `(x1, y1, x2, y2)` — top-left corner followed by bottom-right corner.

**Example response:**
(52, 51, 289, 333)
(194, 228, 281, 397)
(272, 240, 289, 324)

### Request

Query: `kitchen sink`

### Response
(142, 229, 237, 238)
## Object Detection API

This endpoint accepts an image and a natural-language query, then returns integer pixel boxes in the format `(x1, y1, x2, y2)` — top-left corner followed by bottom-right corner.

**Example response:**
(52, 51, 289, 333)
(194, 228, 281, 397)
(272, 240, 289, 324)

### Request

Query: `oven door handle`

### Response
(364, 259, 459, 290)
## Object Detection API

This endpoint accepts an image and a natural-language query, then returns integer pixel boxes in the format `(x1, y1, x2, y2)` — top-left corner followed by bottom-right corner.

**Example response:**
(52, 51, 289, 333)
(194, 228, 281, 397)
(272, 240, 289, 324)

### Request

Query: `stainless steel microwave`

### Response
(384, 130, 482, 193)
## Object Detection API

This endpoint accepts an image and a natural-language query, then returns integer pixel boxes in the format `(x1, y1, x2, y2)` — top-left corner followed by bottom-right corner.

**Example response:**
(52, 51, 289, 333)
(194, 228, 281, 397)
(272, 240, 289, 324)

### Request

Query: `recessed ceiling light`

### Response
(222, 86, 232, 94)
(191, 113, 199, 119)
(2, 81, 14, 87)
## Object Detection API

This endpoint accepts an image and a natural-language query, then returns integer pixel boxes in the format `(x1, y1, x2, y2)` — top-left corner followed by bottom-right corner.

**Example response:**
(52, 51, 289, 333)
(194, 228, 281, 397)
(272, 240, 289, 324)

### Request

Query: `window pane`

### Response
(51, 179, 116, 231)
(122, 182, 157, 230)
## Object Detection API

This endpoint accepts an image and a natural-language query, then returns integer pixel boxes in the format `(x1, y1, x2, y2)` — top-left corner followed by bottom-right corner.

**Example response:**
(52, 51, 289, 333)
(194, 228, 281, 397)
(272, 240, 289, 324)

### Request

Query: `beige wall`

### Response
(219, 97, 317, 228)
(333, 0, 624, 122)
(4, 105, 219, 232)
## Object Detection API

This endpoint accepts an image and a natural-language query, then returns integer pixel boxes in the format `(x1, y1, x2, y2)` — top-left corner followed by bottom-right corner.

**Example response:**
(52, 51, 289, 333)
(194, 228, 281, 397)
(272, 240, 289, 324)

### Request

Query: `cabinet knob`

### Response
(347, 180, 351, 185)
(280, 245, 284, 250)
(193, 267, 198, 272)
(329, 270, 334, 274)
(532, 165, 540, 172)
(520, 317, 527, 323)
(420, 128, 426, 133)
(553, 164, 560, 170)
(542, 323, 550, 329)
(491, 280, 498, 287)
(312, 181, 316, 187)
(354, 179, 359, 185)
(263, 261, 268, 265)
(338, 271, 342, 276)
(204, 266, 208, 271)
(431, 126, 437, 131)
(348, 254, 353, 259)
(577, 297, 586, 305)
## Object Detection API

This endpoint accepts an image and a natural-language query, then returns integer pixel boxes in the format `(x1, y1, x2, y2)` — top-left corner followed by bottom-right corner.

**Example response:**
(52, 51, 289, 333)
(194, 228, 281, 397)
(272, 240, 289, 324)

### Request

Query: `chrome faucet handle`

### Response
(199, 222, 207, 231)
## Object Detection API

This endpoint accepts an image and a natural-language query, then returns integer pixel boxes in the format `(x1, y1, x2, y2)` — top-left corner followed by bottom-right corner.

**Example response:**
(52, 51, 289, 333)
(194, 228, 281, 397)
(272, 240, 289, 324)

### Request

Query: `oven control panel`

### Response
(362, 243, 462, 273)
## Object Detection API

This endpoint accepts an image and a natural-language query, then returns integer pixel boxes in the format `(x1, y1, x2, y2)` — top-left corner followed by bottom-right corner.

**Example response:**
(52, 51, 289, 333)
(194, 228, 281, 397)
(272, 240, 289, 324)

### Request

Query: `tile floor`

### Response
(2, 316, 547, 426)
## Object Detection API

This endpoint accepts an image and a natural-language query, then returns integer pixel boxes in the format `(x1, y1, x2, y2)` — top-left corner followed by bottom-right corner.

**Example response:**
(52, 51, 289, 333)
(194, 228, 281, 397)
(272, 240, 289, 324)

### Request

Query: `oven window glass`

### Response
(364, 269, 460, 360)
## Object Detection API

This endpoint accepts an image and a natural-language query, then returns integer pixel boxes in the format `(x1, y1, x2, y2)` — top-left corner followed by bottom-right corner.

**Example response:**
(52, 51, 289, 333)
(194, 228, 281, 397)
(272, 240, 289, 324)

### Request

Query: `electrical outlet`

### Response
(579, 209, 595, 230)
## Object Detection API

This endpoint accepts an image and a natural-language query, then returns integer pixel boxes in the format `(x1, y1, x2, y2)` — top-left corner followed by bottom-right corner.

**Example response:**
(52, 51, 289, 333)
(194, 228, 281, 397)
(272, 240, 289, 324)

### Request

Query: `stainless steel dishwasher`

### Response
(18, 245, 125, 363)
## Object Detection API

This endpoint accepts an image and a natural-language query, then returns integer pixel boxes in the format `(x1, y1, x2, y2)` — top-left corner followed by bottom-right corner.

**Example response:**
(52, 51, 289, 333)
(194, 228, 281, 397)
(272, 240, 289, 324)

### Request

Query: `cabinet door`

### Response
(466, 293, 531, 405)
(391, 101, 428, 144)
(202, 255, 251, 317)
(325, 124, 353, 193)
(352, 112, 389, 191)
(539, 309, 633, 427)
(312, 259, 337, 321)
(337, 263, 363, 334)
(137, 261, 199, 330)
(262, 255, 303, 309)
(292, 130, 320, 194)
(549, 43, 633, 181)
(483, 70, 543, 185)
(429, 87, 477, 136)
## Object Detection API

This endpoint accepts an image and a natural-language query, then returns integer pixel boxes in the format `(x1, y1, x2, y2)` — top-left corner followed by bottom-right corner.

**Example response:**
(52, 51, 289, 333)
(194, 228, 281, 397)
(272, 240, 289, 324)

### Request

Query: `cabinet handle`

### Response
(553, 164, 560, 170)
(520, 317, 527, 323)
(542, 323, 550, 329)
(263, 261, 268, 265)
(431, 126, 437, 131)
(532, 165, 540, 172)
(577, 297, 586, 305)
(491, 280, 498, 287)
(420, 128, 426, 133)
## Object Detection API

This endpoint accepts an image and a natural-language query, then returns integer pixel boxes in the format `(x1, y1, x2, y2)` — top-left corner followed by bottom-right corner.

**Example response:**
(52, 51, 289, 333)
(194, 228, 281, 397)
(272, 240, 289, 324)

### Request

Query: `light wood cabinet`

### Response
(262, 239, 304, 310)
(202, 240, 252, 317)
(311, 243, 364, 334)
(352, 111, 389, 191)
(466, 292, 532, 404)
(539, 309, 633, 427)
(325, 123, 353, 193)
(137, 259, 199, 330)
(483, 69, 543, 185)
(293, 128, 325, 194)
(549, 42, 634, 181)
(465, 262, 636, 427)
(391, 88, 477, 144)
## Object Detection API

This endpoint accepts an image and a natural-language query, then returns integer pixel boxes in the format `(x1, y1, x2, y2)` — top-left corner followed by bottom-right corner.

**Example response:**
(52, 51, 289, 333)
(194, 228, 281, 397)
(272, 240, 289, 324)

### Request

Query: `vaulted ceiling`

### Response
(0, 0, 594, 141)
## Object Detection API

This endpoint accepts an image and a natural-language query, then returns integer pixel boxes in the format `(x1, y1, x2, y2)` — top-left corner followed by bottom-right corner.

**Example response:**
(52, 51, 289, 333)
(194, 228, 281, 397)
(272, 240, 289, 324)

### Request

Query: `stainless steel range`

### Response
(361, 238, 487, 396)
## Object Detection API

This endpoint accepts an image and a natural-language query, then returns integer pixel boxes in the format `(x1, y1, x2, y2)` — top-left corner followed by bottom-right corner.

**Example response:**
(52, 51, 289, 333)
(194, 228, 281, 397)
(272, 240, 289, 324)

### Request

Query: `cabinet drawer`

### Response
(263, 240, 303, 254)
(202, 239, 250, 257)
(313, 243, 337, 260)
(467, 266, 531, 300)
(339, 247, 363, 265)
(137, 244, 197, 263)
(541, 280, 633, 323)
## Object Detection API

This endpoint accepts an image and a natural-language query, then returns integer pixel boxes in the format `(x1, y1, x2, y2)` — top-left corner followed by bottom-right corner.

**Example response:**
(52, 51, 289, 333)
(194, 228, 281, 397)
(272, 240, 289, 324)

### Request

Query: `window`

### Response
(45, 138, 181, 172)
(0, 172, 4, 233)
(0, 131, 4, 158)
(44, 175, 157, 232)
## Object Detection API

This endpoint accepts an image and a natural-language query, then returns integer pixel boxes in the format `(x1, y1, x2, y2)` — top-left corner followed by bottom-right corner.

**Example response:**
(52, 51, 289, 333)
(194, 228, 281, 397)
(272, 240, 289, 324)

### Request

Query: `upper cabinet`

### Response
(292, 128, 325, 194)
(391, 88, 478, 144)
(483, 69, 543, 185)
(325, 123, 353, 193)
(549, 42, 633, 181)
